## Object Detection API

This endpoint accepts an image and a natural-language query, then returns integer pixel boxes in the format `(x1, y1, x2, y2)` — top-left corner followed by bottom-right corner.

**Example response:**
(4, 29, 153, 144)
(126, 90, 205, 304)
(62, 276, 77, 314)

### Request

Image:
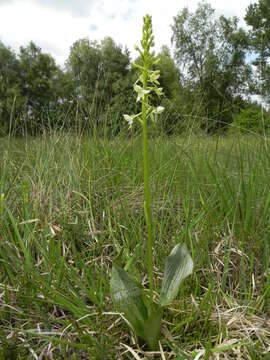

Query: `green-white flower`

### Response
(123, 18, 164, 128)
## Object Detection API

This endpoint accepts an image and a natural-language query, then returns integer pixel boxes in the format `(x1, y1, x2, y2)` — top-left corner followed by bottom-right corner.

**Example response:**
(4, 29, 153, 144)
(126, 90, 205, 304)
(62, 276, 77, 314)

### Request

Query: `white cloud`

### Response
(0, 0, 252, 65)
(0, 1, 92, 64)
(0, 0, 98, 17)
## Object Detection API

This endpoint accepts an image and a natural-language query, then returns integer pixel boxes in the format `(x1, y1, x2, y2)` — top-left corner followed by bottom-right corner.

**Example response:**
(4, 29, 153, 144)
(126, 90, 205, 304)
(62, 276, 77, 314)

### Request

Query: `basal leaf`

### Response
(110, 266, 148, 338)
(160, 243, 193, 307)
(142, 306, 163, 350)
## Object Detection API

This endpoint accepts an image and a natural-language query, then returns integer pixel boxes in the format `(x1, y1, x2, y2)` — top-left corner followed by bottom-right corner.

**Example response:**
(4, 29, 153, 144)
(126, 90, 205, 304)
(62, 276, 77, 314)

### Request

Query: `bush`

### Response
(232, 106, 270, 133)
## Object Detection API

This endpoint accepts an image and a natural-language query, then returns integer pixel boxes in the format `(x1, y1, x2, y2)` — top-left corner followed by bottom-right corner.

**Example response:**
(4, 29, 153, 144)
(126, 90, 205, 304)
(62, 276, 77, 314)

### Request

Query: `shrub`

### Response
(232, 105, 270, 133)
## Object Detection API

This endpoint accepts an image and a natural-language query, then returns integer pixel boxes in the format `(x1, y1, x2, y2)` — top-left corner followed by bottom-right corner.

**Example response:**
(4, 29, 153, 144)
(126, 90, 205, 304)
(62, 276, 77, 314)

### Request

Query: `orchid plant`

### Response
(110, 14, 193, 350)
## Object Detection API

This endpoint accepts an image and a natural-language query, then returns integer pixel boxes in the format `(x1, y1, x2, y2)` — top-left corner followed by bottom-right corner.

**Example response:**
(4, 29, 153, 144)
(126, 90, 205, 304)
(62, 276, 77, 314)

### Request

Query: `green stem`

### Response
(142, 64, 154, 307)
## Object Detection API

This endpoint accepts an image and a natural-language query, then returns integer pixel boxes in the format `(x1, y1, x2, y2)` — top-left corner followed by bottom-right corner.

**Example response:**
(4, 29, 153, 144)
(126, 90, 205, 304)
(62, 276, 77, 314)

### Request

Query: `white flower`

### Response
(155, 106, 165, 114)
(149, 71, 160, 84)
(154, 87, 163, 97)
(123, 114, 135, 128)
(134, 84, 150, 102)
(149, 106, 165, 123)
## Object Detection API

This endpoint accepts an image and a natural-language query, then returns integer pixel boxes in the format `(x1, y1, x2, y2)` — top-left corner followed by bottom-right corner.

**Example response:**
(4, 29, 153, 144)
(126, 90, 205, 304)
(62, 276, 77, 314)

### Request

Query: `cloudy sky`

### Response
(0, 0, 253, 66)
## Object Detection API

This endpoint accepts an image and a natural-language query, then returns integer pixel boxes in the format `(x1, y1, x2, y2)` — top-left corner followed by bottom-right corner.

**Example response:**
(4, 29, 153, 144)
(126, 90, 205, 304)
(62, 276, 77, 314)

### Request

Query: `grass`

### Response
(1, 131, 270, 359)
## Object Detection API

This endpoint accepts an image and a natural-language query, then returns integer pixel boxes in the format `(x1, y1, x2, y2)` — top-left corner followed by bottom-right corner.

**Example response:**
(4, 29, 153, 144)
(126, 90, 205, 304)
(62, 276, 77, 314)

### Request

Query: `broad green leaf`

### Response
(142, 306, 163, 350)
(110, 266, 148, 338)
(160, 243, 193, 306)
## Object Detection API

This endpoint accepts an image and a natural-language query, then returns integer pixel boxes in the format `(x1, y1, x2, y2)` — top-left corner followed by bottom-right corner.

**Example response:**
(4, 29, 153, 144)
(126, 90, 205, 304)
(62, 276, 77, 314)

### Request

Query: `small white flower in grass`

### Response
(150, 106, 165, 123)
(155, 106, 165, 114)
(123, 114, 135, 129)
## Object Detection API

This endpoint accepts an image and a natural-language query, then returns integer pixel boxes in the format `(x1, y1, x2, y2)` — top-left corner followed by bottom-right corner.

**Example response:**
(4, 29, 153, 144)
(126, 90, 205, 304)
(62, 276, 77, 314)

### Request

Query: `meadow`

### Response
(0, 131, 270, 359)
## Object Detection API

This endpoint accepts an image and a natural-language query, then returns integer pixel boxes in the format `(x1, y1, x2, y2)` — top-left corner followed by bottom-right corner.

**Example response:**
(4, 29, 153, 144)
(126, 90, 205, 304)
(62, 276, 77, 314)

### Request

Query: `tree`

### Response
(19, 42, 58, 117)
(172, 2, 250, 131)
(153, 46, 188, 134)
(245, 0, 270, 102)
(67, 38, 101, 110)
(232, 102, 269, 132)
(156, 45, 181, 100)
(0, 42, 23, 135)
(16, 42, 71, 133)
(100, 37, 130, 101)
(67, 37, 131, 130)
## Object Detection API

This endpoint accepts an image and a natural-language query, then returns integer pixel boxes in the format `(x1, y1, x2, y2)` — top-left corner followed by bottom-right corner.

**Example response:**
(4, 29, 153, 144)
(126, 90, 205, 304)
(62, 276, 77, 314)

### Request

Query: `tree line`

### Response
(0, 0, 269, 136)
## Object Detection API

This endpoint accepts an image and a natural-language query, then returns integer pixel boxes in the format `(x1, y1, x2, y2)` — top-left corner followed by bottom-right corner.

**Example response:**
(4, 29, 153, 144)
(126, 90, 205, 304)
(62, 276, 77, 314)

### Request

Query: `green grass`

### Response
(1, 131, 270, 359)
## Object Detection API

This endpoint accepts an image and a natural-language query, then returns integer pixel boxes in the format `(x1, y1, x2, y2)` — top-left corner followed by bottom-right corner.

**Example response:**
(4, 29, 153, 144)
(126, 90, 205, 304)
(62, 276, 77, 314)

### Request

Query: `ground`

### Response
(0, 133, 270, 359)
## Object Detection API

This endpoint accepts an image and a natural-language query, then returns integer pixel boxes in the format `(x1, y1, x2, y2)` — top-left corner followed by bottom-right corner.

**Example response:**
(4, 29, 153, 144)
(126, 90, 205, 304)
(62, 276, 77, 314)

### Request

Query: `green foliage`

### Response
(156, 46, 181, 100)
(110, 266, 148, 337)
(0, 42, 22, 135)
(18, 42, 59, 122)
(172, 2, 250, 132)
(67, 37, 131, 131)
(156, 98, 184, 135)
(151, 46, 190, 135)
(160, 244, 193, 306)
(245, 0, 270, 102)
(0, 37, 137, 136)
(232, 104, 269, 132)
(110, 266, 162, 349)
(67, 38, 101, 102)
(1, 1, 269, 137)
(1, 131, 270, 357)
(0, 41, 73, 135)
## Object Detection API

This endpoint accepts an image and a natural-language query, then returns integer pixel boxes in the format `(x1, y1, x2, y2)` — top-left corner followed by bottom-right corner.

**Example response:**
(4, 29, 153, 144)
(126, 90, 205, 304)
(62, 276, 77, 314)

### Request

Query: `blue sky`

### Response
(0, 0, 253, 65)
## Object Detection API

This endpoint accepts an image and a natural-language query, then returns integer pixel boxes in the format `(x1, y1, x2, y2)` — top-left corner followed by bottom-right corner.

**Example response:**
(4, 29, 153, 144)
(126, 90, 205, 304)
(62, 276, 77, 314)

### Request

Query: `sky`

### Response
(0, 0, 254, 66)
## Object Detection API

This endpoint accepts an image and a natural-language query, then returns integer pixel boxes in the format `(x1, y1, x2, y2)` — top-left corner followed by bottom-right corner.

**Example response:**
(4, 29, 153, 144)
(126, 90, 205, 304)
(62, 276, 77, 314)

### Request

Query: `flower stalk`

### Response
(110, 14, 193, 350)
(135, 15, 161, 307)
